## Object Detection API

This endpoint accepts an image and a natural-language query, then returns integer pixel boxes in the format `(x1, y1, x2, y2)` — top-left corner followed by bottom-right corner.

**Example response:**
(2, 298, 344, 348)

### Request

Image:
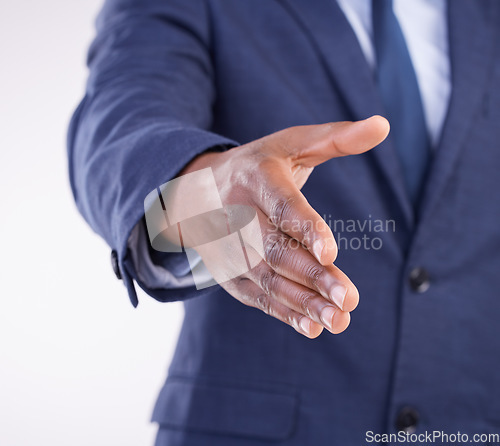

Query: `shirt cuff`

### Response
(127, 220, 216, 291)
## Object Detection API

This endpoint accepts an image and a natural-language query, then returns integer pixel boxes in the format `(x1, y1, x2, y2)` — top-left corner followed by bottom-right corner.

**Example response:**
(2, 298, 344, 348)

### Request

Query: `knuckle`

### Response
(260, 269, 280, 295)
(296, 291, 316, 318)
(305, 264, 326, 289)
(233, 173, 260, 202)
(264, 235, 288, 268)
(270, 196, 294, 226)
(284, 311, 297, 328)
(255, 294, 271, 315)
(299, 219, 314, 241)
(239, 169, 258, 190)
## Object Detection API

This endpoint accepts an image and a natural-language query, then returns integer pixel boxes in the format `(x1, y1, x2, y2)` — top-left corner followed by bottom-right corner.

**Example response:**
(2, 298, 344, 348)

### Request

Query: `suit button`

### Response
(396, 406, 420, 433)
(409, 267, 430, 293)
(111, 250, 122, 280)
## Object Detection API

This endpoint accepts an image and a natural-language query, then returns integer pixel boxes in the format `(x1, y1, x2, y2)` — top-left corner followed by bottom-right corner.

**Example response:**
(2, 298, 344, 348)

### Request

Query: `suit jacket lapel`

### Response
(418, 0, 497, 223)
(277, 0, 413, 225)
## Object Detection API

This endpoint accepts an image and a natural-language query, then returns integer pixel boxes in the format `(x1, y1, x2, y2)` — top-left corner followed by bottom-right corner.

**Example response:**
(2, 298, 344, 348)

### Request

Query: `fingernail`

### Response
(299, 317, 310, 335)
(312, 239, 325, 263)
(330, 284, 347, 310)
(320, 306, 336, 331)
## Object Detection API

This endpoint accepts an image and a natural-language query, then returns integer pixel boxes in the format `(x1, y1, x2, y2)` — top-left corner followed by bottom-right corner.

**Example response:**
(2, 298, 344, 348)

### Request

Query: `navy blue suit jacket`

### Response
(68, 1, 500, 444)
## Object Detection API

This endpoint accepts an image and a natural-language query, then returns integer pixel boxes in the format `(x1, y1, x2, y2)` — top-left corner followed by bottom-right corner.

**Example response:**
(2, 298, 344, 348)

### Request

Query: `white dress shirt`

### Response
(129, 0, 452, 290)
(337, 0, 451, 147)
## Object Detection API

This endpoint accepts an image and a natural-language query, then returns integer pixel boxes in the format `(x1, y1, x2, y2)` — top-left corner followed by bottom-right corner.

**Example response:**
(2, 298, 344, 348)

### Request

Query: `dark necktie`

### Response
(372, 0, 431, 206)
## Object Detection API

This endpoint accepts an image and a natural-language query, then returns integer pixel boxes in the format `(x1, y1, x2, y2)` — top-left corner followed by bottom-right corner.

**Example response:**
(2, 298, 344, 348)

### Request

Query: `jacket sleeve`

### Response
(67, 0, 238, 306)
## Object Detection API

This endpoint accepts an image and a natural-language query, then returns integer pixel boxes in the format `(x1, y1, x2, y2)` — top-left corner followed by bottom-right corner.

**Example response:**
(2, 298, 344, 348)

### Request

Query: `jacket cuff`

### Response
(110, 132, 238, 306)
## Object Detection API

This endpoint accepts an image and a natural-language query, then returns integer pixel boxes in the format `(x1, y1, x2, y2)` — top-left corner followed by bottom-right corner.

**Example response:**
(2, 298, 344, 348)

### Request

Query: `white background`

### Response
(0, 1, 183, 445)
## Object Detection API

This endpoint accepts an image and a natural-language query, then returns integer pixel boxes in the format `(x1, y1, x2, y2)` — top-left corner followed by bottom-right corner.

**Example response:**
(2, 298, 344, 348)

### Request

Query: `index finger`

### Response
(256, 172, 337, 265)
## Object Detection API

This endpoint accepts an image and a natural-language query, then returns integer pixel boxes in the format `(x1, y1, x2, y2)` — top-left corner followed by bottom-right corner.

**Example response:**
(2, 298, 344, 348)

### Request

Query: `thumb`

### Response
(286, 115, 390, 168)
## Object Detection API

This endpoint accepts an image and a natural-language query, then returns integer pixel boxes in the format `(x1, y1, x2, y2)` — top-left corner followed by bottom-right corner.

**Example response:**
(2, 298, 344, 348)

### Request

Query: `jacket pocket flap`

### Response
(152, 377, 298, 441)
